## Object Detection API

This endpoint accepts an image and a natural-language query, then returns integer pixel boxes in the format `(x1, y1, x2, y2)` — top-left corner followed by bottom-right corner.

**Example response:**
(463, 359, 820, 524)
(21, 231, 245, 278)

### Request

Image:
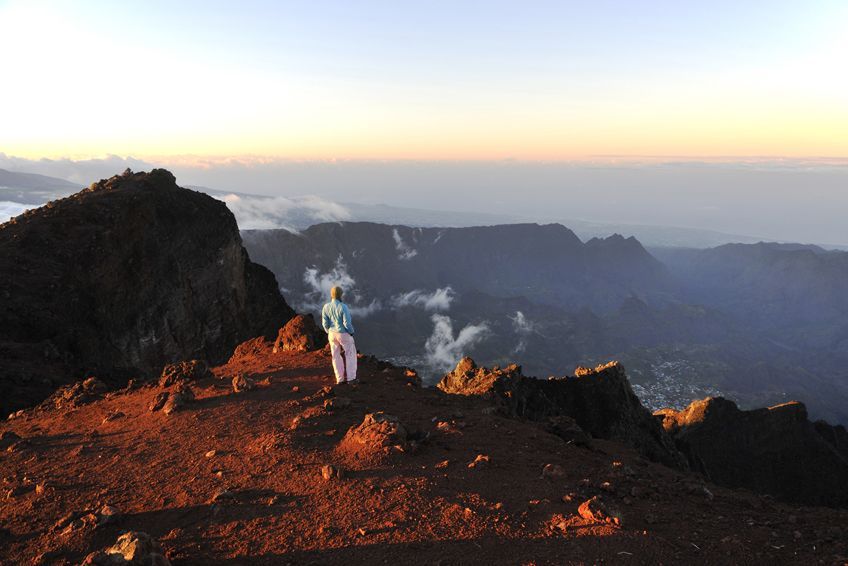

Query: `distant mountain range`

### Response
(243, 222, 848, 425)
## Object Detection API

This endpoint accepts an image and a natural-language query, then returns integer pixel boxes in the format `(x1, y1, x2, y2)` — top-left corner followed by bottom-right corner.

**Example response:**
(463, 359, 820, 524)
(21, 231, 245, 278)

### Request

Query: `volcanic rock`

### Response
(338, 412, 408, 464)
(232, 373, 255, 393)
(148, 392, 169, 412)
(83, 530, 170, 565)
(158, 360, 211, 388)
(321, 464, 344, 481)
(273, 314, 328, 353)
(228, 338, 269, 365)
(0, 168, 293, 415)
(438, 358, 684, 468)
(578, 495, 622, 526)
(658, 397, 848, 507)
(41, 377, 108, 410)
(161, 387, 193, 415)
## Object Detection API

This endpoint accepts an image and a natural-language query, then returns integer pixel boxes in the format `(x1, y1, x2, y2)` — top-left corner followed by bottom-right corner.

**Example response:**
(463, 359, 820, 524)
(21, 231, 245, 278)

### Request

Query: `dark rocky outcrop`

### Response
(658, 397, 848, 507)
(438, 357, 685, 468)
(0, 169, 293, 415)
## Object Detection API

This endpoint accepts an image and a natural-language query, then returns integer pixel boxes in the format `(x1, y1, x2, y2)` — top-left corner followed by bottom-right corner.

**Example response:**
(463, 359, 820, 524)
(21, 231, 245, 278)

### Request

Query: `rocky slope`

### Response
(2, 344, 847, 565)
(437, 358, 685, 469)
(0, 169, 293, 415)
(657, 397, 848, 507)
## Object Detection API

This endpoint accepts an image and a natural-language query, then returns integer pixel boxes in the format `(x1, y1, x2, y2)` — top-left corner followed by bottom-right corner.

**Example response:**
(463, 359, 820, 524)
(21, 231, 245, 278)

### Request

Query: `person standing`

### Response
(321, 286, 357, 384)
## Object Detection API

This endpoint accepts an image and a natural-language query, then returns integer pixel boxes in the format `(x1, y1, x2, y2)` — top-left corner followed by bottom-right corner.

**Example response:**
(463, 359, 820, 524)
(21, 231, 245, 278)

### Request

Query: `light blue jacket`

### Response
(321, 299, 355, 335)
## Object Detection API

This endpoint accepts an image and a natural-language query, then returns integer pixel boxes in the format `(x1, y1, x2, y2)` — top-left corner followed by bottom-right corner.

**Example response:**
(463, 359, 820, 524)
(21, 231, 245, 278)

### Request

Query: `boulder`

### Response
(438, 358, 685, 468)
(227, 336, 271, 364)
(158, 360, 211, 388)
(273, 314, 328, 353)
(41, 377, 108, 410)
(83, 531, 170, 565)
(337, 412, 409, 464)
(344, 412, 408, 449)
(658, 397, 848, 507)
(0, 168, 293, 415)
(162, 386, 194, 415)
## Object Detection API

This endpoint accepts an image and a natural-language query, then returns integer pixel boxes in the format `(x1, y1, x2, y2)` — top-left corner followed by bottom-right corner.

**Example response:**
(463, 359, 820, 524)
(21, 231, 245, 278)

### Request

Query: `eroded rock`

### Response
(438, 358, 684, 468)
(83, 530, 170, 565)
(273, 314, 327, 353)
(158, 360, 211, 388)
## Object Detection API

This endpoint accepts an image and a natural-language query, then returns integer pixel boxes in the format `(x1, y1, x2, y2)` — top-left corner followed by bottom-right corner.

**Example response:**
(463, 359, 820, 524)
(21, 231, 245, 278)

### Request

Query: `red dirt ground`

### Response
(1, 348, 847, 565)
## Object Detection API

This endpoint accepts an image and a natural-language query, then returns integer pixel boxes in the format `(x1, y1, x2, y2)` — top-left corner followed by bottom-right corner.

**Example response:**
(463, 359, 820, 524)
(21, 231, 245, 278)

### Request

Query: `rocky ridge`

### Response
(0, 169, 293, 415)
(438, 357, 685, 469)
(657, 396, 848, 507)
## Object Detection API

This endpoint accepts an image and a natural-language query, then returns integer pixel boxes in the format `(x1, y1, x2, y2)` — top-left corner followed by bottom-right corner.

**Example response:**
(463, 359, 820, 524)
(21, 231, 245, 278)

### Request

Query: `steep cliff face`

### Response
(437, 358, 686, 469)
(0, 169, 293, 414)
(242, 222, 672, 313)
(658, 397, 848, 507)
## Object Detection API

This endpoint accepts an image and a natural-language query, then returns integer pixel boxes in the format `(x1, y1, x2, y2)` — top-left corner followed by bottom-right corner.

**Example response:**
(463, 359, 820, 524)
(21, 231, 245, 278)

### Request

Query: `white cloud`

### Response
(298, 256, 381, 318)
(392, 228, 418, 260)
(219, 193, 350, 231)
(424, 314, 489, 371)
(509, 310, 537, 354)
(0, 201, 34, 223)
(391, 287, 455, 312)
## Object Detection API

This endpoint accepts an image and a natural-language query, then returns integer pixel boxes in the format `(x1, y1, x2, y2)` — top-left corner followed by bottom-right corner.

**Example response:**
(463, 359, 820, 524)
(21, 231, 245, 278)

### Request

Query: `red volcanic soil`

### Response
(2, 348, 847, 565)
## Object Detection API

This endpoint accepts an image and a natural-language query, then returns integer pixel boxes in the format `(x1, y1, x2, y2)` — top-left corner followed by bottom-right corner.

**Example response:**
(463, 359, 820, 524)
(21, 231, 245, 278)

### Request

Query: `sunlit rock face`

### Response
(0, 169, 293, 414)
(438, 357, 686, 469)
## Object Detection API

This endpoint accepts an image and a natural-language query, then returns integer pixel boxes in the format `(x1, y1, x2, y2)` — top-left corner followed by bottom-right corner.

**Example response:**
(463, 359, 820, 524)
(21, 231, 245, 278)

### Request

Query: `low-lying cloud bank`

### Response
(0, 202, 34, 222)
(219, 193, 350, 231)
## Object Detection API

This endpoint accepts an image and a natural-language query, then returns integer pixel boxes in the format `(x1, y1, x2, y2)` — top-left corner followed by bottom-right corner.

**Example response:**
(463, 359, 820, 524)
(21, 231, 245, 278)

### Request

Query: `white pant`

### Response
(328, 331, 357, 382)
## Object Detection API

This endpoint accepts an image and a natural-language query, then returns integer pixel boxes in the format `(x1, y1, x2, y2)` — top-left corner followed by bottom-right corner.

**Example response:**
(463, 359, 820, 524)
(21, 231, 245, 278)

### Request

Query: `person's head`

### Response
(330, 286, 343, 301)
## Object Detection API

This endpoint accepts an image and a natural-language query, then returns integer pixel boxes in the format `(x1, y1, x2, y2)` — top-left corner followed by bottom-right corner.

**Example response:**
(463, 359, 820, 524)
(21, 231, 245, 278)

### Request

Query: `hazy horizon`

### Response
(3, 153, 848, 246)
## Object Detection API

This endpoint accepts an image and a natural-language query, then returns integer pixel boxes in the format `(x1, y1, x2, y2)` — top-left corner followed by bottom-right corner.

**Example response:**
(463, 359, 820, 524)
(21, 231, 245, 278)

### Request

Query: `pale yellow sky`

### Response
(1, 0, 847, 161)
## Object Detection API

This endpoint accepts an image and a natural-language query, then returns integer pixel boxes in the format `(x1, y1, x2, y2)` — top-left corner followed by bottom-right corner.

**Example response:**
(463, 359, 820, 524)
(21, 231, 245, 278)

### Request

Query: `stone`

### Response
(342, 412, 408, 450)
(468, 454, 490, 468)
(273, 314, 328, 353)
(83, 530, 170, 565)
(321, 464, 344, 481)
(228, 337, 270, 364)
(148, 392, 169, 412)
(158, 360, 211, 388)
(102, 410, 125, 423)
(162, 389, 192, 415)
(578, 495, 622, 526)
(232, 373, 255, 393)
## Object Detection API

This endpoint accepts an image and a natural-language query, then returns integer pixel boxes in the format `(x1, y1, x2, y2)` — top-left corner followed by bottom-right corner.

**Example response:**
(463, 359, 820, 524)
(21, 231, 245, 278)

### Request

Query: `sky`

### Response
(1, 0, 847, 160)
(1, 1, 848, 245)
